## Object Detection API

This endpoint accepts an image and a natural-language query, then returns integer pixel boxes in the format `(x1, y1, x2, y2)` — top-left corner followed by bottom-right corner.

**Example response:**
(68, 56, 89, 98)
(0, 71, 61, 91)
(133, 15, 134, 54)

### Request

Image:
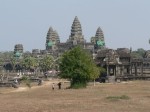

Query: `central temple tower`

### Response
(67, 16, 85, 44)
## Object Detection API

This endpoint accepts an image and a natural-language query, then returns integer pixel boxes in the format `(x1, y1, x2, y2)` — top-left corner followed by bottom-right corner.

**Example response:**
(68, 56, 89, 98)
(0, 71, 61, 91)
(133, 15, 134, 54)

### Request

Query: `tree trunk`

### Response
(93, 79, 95, 86)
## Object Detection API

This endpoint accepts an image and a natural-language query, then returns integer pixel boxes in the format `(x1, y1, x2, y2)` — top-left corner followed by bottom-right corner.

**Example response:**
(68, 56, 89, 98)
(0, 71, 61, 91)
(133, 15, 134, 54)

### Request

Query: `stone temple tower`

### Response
(46, 27, 60, 50)
(91, 27, 105, 49)
(14, 44, 23, 58)
(67, 16, 85, 45)
(95, 27, 104, 41)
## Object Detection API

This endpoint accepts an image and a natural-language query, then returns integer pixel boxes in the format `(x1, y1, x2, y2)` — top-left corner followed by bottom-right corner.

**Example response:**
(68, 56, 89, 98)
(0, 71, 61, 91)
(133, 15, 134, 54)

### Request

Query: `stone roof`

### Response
(143, 58, 150, 62)
(14, 44, 23, 49)
(144, 50, 150, 58)
(131, 58, 143, 62)
(116, 48, 130, 57)
(96, 49, 110, 57)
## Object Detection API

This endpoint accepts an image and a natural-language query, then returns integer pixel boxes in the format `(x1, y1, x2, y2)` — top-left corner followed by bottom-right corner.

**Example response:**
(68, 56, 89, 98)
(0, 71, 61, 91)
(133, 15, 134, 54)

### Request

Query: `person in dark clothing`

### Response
(57, 82, 62, 89)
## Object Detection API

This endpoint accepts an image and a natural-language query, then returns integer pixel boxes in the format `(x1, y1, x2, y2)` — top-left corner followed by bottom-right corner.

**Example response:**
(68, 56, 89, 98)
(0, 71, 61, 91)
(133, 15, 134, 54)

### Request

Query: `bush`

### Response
(21, 76, 31, 88)
(59, 46, 99, 89)
(70, 82, 86, 89)
(106, 95, 130, 101)
(26, 80, 31, 88)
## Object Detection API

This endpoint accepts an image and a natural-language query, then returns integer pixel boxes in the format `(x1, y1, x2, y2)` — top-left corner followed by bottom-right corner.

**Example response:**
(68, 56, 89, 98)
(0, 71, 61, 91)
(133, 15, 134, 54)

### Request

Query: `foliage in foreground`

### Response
(21, 76, 31, 88)
(59, 46, 100, 88)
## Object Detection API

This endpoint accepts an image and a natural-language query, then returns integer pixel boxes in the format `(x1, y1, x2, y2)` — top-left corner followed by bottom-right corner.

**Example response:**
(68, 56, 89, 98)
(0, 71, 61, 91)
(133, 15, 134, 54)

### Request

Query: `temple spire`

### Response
(53, 30, 60, 43)
(91, 27, 105, 49)
(46, 27, 54, 39)
(95, 27, 104, 41)
(68, 16, 85, 44)
(46, 27, 60, 50)
(14, 44, 23, 58)
(71, 16, 82, 36)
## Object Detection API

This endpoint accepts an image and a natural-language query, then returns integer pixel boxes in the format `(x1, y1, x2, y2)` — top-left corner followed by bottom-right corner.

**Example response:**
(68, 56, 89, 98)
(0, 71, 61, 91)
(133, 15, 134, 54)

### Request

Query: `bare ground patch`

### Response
(0, 80, 150, 112)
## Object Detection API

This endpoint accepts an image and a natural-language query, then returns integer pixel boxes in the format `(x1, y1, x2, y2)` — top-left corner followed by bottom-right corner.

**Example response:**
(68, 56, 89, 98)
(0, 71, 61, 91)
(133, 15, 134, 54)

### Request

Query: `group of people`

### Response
(52, 82, 62, 90)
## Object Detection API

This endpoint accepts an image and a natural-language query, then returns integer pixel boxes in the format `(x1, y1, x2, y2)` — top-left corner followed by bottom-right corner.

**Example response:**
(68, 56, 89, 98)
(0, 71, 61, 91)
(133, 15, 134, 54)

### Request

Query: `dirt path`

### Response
(1, 79, 64, 94)
(1, 80, 130, 94)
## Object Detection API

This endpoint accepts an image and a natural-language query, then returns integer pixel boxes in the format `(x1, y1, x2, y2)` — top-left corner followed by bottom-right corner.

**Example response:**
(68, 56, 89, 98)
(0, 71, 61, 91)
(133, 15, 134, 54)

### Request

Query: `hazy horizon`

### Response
(0, 0, 150, 52)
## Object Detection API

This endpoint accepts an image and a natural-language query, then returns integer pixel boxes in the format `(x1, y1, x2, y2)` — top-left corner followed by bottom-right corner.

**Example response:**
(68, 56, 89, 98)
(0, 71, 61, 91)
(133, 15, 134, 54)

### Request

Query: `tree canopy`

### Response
(131, 48, 145, 59)
(21, 56, 38, 71)
(39, 55, 54, 72)
(59, 46, 100, 88)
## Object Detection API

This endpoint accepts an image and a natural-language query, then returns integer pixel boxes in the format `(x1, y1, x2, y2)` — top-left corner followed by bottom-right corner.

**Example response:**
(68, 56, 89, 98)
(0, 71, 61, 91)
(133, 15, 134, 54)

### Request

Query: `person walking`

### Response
(57, 82, 62, 89)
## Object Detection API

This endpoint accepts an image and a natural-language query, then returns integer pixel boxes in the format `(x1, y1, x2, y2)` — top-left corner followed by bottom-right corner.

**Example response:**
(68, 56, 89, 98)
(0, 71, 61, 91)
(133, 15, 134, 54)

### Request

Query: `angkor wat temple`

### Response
(42, 16, 106, 57)
(4, 16, 150, 79)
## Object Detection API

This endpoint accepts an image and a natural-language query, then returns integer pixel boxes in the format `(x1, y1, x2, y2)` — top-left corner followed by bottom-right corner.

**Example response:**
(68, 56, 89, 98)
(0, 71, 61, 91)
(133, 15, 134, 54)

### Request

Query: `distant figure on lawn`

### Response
(57, 82, 62, 89)
(52, 83, 55, 90)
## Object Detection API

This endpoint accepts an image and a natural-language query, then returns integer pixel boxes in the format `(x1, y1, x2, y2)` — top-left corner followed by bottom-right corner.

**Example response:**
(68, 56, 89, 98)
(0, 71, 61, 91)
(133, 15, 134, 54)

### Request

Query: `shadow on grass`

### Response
(145, 96, 150, 98)
(106, 95, 130, 101)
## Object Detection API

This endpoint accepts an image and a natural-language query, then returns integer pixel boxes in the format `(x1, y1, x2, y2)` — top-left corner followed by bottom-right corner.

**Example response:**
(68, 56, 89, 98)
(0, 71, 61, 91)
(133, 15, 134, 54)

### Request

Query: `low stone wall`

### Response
(0, 82, 18, 88)
(108, 76, 116, 83)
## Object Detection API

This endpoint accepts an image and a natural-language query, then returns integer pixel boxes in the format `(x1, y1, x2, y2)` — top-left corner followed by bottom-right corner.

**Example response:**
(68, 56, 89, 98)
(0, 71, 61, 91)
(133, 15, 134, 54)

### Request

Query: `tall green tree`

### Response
(21, 56, 38, 71)
(0, 51, 13, 59)
(137, 48, 145, 58)
(39, 55, 54, 72)
(131, 48, 145, 59)
(59, 46, 99, 88)
(10, 57, 17, 72)
(0, 58, 4, 71)
(0, 58, 3, 65)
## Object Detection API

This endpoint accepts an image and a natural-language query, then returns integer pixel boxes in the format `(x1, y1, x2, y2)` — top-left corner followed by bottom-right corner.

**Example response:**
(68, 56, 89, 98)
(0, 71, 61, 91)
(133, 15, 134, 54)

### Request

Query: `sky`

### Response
(0, 0, 150, 52)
